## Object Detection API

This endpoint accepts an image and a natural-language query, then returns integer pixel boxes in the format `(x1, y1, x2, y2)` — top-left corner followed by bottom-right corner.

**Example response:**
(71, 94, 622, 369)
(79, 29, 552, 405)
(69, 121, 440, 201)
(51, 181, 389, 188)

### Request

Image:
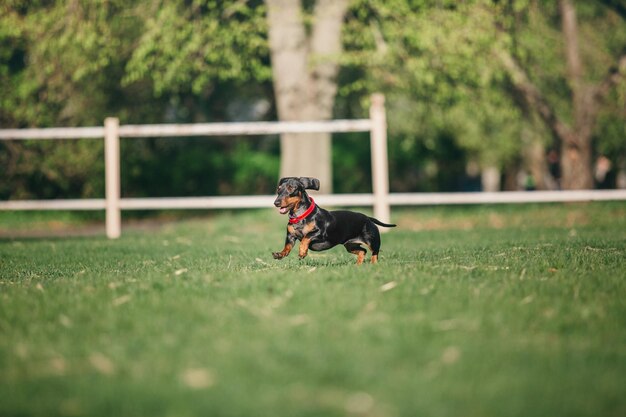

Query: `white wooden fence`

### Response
(2, 93, 626, 238)
(0, 94, 390, 238)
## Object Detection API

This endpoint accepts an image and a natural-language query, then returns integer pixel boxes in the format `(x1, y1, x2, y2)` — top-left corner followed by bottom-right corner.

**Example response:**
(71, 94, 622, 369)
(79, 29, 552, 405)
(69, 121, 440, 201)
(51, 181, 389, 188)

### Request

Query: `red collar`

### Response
(289, 198, 316, 224)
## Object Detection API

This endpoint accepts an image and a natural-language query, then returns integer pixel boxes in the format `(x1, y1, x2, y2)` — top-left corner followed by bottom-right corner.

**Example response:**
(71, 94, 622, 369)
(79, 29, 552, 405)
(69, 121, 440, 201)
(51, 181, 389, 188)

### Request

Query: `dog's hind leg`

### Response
(344, 242, 367, 265)
(363, 222, 381, 264)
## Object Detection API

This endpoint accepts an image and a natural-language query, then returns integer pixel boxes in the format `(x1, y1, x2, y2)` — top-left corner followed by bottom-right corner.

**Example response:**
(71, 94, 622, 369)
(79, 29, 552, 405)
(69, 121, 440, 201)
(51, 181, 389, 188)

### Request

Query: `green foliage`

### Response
(124, 1, 271, 96)
(332, 133, 373, 193)
(0, 140, 105, 199)
(231, 140, 280, 194)
(0, 1, 275, 200)
(499, 0, 626, 162)
(338, 0, 626, 188)
(341, 0, 527, 182)
(1, 0, 163, 199)
(1, 203, 625, 416)
(0, 0, 144, 126)
(121, 136, 279, 198)
(1, 0, 625, 198)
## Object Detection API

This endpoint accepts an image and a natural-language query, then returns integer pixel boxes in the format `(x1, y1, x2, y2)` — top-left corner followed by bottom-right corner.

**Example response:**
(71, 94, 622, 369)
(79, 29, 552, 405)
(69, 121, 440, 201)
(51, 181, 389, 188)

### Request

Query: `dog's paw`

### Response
(272, 252, 284, 260)
(298, 253, 307, 260)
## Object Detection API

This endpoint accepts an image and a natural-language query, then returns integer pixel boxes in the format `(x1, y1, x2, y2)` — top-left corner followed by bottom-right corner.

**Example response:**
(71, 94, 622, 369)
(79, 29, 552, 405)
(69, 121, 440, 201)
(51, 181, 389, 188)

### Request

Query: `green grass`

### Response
(1, 203, 625, 417)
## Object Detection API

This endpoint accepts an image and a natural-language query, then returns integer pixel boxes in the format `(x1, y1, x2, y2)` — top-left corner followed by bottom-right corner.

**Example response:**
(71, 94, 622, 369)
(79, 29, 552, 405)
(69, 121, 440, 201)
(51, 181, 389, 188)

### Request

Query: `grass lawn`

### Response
(1, 202, 625, 417)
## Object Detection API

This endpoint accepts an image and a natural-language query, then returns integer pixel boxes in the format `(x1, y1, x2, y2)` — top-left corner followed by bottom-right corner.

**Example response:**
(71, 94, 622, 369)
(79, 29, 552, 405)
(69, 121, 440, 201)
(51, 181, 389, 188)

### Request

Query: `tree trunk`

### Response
(481, 166, 501, 192)
(559, 0, 594, 189)
(265, 0, 349, 193)
(521, 125, 558, 190)
(560, 133, 594, 189)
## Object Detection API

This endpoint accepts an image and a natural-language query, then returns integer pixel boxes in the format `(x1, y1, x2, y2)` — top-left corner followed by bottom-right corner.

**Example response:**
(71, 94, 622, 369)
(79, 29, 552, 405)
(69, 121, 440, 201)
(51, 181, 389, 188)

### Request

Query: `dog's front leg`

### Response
(273, 233, 295, 260)
(298, 237, 311, 260)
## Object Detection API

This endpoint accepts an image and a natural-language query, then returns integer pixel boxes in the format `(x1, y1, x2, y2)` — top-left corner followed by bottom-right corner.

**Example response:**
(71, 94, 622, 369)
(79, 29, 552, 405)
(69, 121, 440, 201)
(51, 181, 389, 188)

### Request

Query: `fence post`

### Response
(104, 117, 121, 239)
(369, 93, 391, 228)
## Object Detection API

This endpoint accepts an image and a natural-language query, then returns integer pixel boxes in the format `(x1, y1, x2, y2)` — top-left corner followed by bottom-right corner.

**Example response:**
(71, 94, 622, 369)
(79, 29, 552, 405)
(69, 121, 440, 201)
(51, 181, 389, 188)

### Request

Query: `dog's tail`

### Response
(369, 217, 396, 228)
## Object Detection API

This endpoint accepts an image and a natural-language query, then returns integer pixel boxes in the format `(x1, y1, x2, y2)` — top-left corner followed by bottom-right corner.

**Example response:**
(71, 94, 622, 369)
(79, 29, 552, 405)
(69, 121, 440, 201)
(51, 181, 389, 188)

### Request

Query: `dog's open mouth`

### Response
(278, 206, 289, 215)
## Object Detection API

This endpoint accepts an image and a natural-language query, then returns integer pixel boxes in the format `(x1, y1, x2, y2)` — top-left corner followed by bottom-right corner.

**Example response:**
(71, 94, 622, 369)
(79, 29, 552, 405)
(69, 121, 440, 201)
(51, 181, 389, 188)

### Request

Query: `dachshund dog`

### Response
(273, 177, 395, 264)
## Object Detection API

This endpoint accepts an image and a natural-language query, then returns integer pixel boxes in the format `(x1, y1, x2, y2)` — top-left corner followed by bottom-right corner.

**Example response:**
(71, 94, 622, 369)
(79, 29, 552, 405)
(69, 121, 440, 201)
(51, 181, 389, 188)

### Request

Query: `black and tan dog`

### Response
(272, 177, 395, 264)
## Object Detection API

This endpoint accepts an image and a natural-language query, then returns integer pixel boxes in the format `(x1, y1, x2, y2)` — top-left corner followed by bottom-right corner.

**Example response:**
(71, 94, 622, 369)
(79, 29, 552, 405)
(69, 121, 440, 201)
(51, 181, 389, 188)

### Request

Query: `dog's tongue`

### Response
(279, 207, 289, 215)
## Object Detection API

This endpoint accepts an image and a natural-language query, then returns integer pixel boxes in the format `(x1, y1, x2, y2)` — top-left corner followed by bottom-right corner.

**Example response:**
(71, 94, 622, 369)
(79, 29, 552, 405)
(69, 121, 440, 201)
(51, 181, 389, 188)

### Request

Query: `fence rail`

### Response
(0, 120, 372, 140)
(3, 190, 625, 211)
(0, 126, 105, 140)
(2, 93, 626, 238)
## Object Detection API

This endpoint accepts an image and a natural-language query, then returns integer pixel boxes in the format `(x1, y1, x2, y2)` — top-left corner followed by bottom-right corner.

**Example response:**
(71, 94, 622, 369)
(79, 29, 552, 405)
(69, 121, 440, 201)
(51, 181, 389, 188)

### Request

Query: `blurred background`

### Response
(1, 0, 625, 201)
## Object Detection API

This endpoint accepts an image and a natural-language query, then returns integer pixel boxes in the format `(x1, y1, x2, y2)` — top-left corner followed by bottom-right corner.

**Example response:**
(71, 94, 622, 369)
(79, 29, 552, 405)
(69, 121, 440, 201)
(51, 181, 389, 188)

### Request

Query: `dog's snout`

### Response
(274, 198, 282, 207)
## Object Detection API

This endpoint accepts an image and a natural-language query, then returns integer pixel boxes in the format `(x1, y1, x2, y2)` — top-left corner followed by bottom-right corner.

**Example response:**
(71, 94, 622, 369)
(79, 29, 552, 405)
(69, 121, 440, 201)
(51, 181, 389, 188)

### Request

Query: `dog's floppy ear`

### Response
(298, 177, 320, 191)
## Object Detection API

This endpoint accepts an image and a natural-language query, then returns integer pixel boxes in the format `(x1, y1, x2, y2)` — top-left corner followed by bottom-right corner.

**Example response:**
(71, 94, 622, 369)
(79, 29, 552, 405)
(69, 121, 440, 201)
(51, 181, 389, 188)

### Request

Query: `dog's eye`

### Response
(286, 185, 294, 193)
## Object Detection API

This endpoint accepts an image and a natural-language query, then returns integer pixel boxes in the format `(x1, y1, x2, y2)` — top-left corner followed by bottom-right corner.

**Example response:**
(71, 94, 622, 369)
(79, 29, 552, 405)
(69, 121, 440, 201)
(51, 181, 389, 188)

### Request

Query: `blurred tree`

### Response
(2, 0, 625, 200)
(0, 0, 278, 199)
(0, 0, 148, 199)
(340, 0, 626, 191)
(265, 0, 350, 193)
(340, 0, 524, 191)
(599, 0, 626, 19)
(121, 0, 278, 197)
(124, 1, 270, 97)
(498, 0, 626, 189)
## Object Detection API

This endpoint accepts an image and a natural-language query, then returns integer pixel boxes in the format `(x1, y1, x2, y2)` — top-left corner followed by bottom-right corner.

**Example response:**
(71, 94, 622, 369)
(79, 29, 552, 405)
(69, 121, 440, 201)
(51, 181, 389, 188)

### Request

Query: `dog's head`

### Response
(273, 177, 320, 215)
